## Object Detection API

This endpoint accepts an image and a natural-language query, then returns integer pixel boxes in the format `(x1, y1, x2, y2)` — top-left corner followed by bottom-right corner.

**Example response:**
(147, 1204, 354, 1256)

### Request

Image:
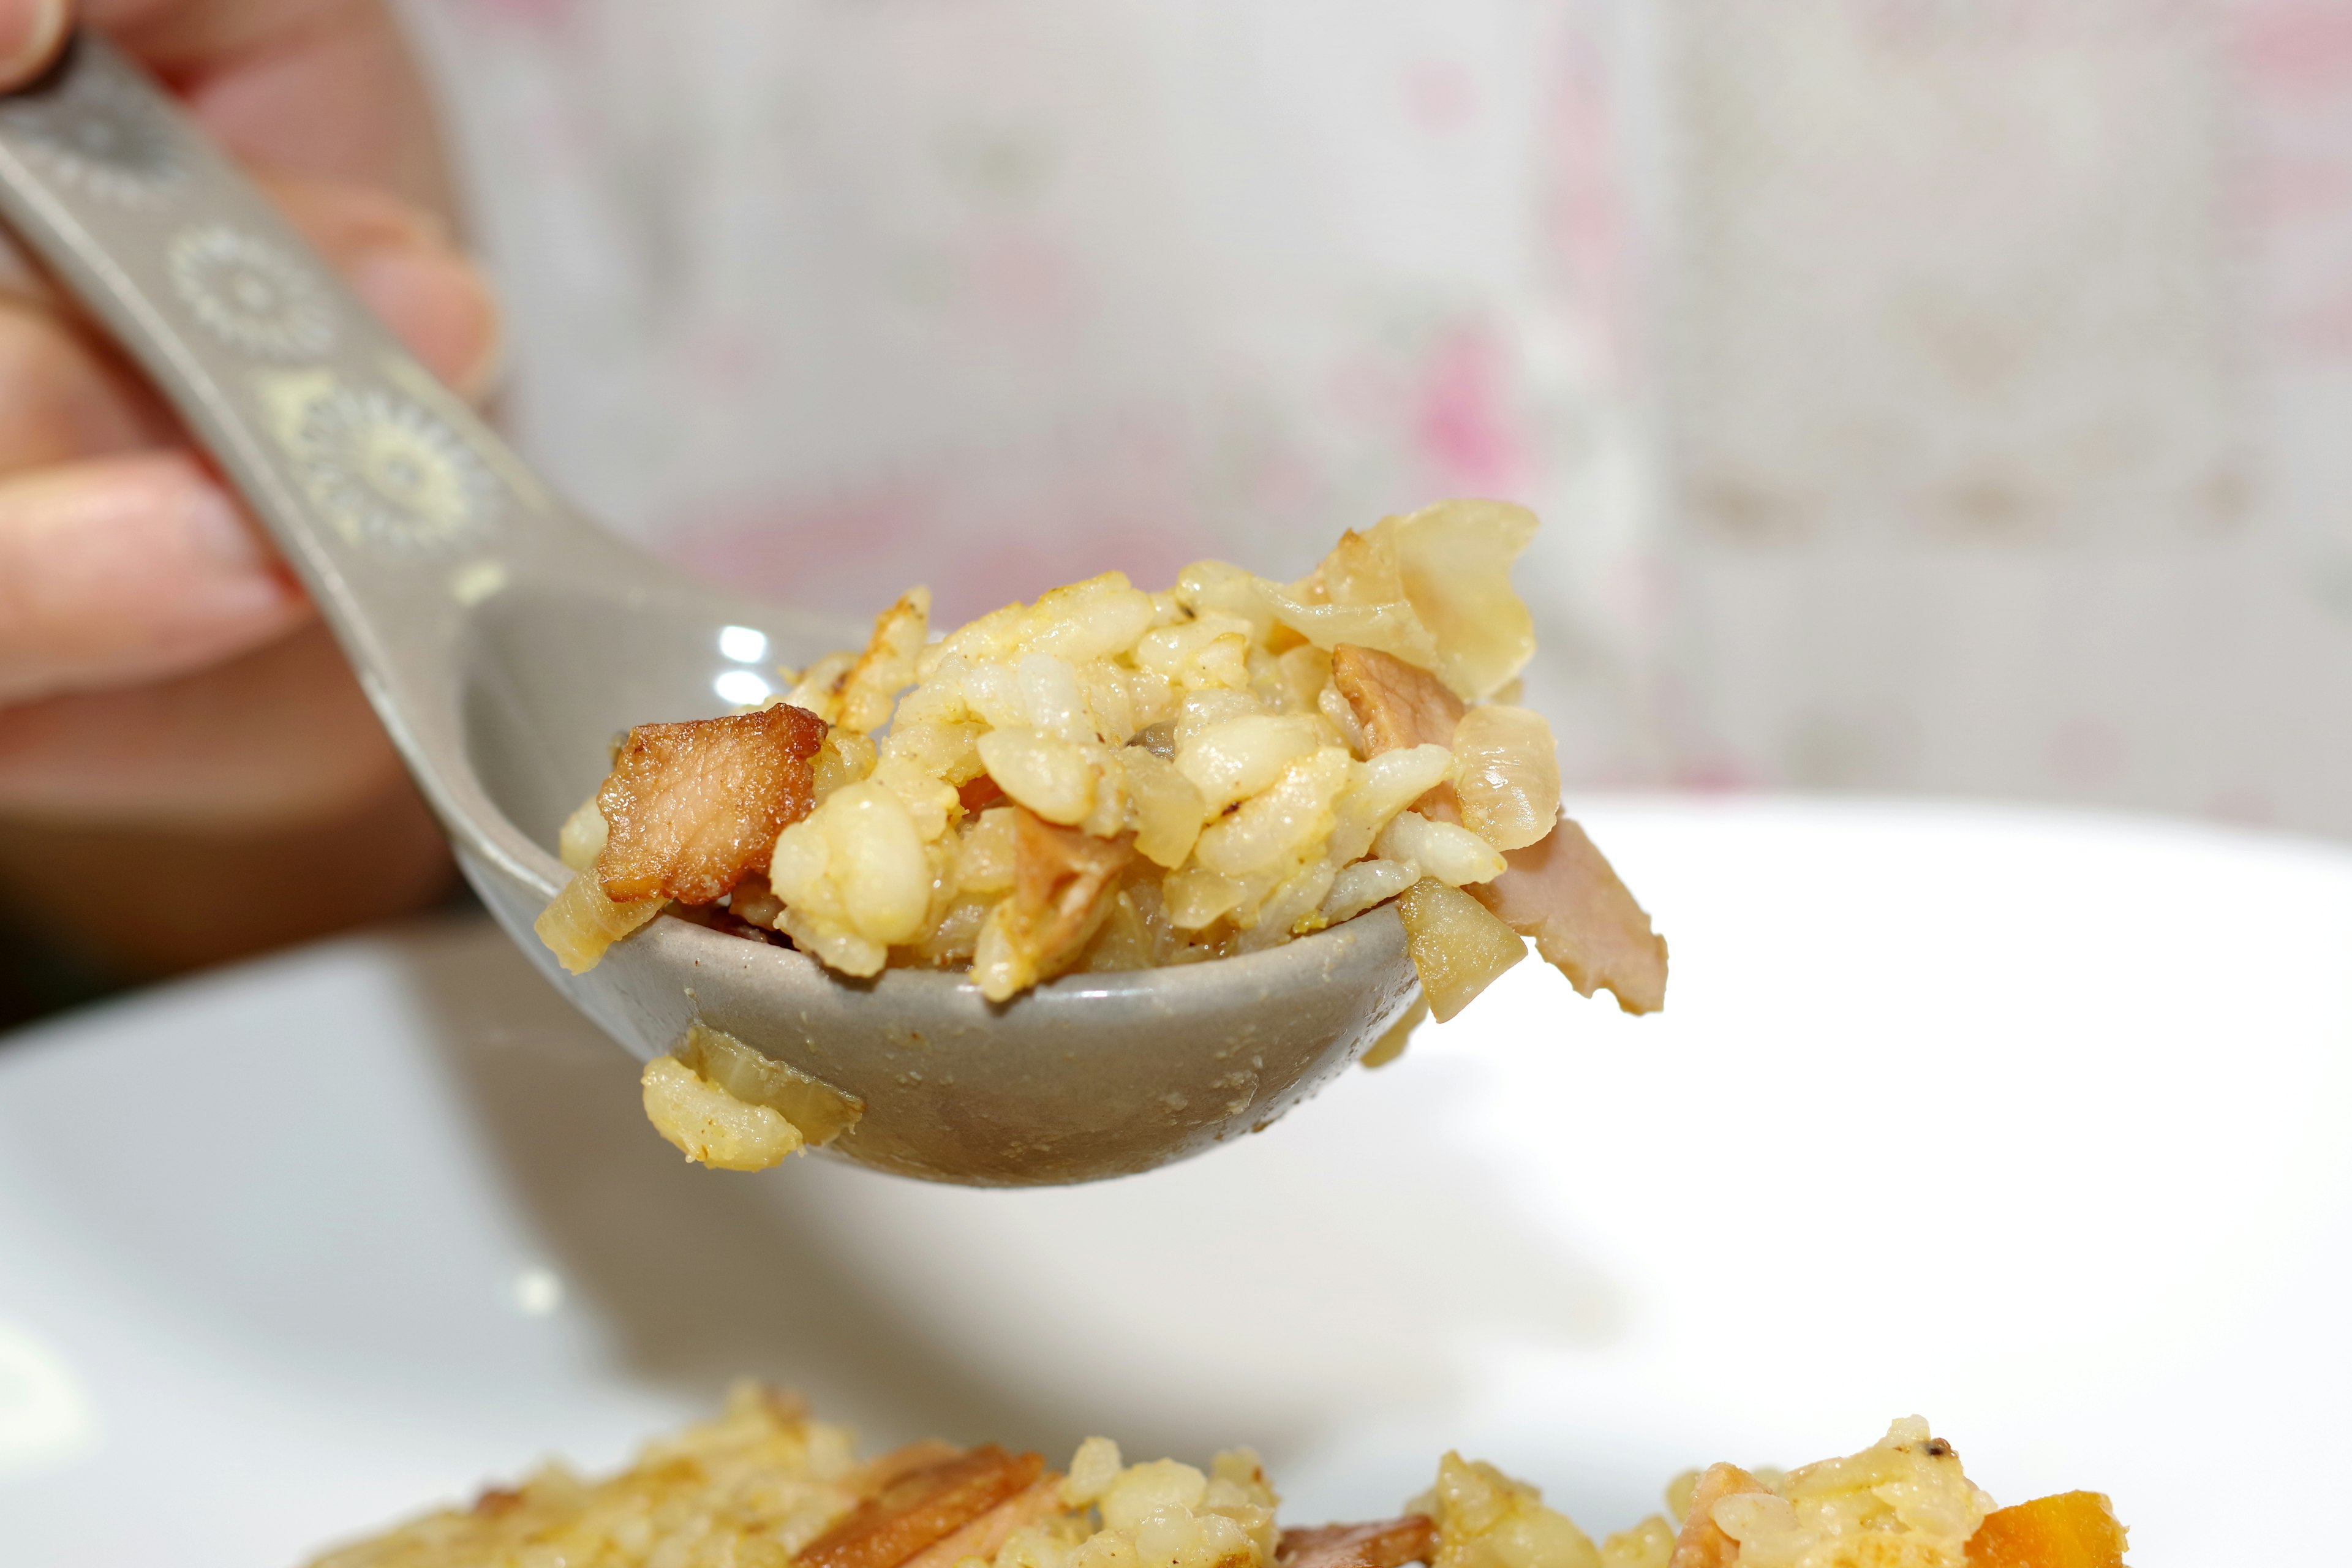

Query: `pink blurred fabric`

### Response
(407, 0, 2352, 837)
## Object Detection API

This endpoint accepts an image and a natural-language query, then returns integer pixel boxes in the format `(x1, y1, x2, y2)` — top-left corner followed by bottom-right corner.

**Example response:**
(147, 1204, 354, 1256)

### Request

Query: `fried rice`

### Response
(306, 1387, 2128, 1568)
(535, 501, 1666, 1023)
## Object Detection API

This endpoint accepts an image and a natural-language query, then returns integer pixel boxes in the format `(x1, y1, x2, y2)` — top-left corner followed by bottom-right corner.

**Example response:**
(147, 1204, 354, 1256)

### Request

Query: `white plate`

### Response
(4, 798, 2348, 1567)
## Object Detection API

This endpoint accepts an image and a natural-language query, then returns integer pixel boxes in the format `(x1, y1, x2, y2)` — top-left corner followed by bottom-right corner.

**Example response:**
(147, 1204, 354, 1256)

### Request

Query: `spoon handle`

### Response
(0, 31, 589, 884)
(0, 32, 566, 582)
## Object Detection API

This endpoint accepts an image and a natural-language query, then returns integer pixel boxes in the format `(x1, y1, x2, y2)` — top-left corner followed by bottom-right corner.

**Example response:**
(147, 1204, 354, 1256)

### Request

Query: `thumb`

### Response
(0, 0, 66, 91)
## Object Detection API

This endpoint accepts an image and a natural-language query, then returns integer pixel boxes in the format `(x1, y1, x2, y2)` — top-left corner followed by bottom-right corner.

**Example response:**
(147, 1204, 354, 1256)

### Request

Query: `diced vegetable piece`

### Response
(1450, 705, 1561, 851)
(1396, 878, 1526, 1022)
(1385, 499, 1539, 702)
(533, 871, 664, 974)
(1966, 1493, 2129, 1568)
(1119, 747, 1208, 868)
(1262, 500, 1537, 702)
(673, 1020, 863, 1147)
(1261, 551, 1442, 679)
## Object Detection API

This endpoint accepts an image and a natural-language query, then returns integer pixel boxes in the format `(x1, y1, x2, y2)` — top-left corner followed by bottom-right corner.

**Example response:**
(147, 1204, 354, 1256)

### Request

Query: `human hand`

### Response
(0, 1, 500, 973)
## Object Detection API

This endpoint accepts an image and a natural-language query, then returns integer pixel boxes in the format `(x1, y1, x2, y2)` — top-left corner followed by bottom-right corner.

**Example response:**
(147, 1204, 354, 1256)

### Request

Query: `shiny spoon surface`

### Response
(0, 34, 1419, 1185)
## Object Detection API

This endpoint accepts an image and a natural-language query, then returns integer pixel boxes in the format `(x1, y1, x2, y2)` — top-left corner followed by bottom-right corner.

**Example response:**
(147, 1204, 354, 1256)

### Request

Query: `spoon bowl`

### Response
(455, 571, 1419, 1184)
(0, 34, 1420, 1184)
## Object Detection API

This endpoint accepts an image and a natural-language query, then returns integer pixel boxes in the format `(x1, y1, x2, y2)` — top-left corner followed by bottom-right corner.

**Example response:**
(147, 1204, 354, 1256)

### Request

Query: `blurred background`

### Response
(408, 0, 2352, 824)
(8, 0, 2352, 1018)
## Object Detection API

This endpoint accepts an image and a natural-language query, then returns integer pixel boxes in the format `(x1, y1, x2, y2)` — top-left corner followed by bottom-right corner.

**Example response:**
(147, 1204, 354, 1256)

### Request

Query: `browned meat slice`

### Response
(1332, 643, 1467, 820)
(1335, 643, 1664, 1012)
(1277, 1515, 1440, 1568)
(1668, 1464, 1772, 1568)
(980, 810, 1139, 997)
(1332, 644, 1465, 754)
(595, 703, 827, 905)
(957, 774, 1007, 814)
(1471, 813, 1667, 1014)
(899, 1476, 1067, 1568)
(796, 1446, 1046, 1568)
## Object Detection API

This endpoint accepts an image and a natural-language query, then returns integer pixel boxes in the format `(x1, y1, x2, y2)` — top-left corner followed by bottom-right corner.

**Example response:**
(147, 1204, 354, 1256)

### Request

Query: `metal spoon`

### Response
(0, 34, 1419, 1185)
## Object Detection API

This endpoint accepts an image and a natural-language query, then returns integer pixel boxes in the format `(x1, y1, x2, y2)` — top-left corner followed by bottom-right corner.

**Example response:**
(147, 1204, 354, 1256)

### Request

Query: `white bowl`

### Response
(3, 797, 2346, 1567)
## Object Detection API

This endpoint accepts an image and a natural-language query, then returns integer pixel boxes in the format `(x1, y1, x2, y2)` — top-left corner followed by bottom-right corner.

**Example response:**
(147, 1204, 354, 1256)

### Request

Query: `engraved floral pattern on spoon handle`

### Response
(0, 32, 525, 569)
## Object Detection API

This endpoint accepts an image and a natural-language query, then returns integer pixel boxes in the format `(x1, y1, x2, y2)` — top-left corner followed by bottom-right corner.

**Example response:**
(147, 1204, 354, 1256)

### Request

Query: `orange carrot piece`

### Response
(1966, 1492, 2129, 1567)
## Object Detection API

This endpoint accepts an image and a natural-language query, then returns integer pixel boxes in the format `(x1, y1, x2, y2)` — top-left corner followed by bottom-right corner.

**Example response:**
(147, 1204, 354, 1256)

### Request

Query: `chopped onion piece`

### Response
(1450, 706, 1561, 852)
(534, 871, 665, 974)
(1118, 748, 1208, 869)
(1396, 878, 1526, 1022)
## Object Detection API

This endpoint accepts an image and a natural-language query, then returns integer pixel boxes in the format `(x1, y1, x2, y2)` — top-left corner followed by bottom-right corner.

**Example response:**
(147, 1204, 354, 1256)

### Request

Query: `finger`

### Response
(0, 618, 405, 830)
(0, 173, 503, 396)
(0, 177, 497, 480)
(0, 450, 306, 706)
(0, 168, 492, 405)
(0, 300, 174, 472)
(0, 177, 492, 712)
(86, 0, 454, 219)
(266, 174, 502, 399)
(82, 0, 370, 71)
(0, 0, 67, 90)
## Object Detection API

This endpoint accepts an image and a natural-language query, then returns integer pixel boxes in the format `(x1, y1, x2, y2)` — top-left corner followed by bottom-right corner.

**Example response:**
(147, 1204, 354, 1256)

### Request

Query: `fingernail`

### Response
(0, 0, 67, 86)
(349, 243, 504, 400)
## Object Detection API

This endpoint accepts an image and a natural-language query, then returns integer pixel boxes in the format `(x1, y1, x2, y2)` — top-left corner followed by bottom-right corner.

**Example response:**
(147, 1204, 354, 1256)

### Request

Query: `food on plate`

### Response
(536, 500, 1667, 1022)
(1961, 1494, 2132, 1568)
(305, 1389, 2128, 1568)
